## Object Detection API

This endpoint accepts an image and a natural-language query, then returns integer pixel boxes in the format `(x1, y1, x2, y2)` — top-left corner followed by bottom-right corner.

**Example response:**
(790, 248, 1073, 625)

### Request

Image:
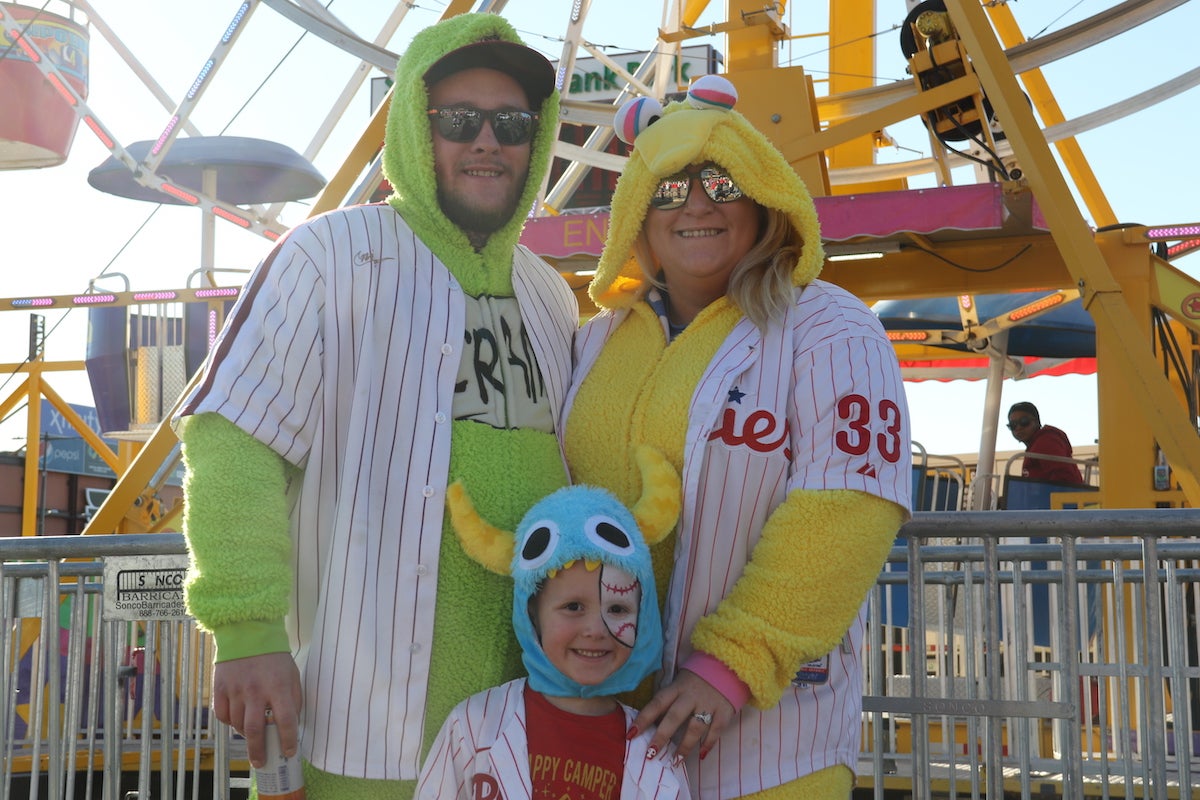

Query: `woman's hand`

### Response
(631, 668, 735, 763)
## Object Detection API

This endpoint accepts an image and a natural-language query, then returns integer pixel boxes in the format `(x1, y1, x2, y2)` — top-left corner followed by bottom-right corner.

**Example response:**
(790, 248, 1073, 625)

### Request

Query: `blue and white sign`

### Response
(37, 400, 184, 485)
(38, 400, 118, 478)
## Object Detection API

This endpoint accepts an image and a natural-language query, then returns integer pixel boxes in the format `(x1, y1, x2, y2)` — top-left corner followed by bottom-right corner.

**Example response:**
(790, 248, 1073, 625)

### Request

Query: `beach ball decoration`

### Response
(687, 74, 738, 110)
(613, 96, 663, 145)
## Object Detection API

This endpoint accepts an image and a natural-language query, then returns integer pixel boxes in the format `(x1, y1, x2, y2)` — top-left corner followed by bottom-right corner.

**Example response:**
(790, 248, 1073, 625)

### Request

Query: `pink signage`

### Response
(521, 212, 610, 258)
(520, 183, 1045, 258)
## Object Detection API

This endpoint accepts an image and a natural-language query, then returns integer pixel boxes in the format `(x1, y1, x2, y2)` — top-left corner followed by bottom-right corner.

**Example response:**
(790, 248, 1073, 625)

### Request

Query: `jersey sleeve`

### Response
(180, 412, 295, 653)
(690, 323, 911, 707)
(690, 488, 906, 707)
(179, 228, 327, 466)
(788, 334, 912, 509)
(415, 707, 472, 800)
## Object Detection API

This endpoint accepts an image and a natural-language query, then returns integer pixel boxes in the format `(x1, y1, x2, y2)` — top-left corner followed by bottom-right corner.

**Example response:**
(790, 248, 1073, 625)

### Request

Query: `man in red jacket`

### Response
(1007, 401, 1085, 484)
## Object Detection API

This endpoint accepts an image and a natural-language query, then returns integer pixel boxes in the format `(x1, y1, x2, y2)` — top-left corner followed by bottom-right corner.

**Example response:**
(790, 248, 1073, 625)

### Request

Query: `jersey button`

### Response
(410, 643, 422, 653)
(434, 412, 447, 424)
(440, 343, 453, 355)
(421, 486, 435, 498)
(415, 564, 428, 576)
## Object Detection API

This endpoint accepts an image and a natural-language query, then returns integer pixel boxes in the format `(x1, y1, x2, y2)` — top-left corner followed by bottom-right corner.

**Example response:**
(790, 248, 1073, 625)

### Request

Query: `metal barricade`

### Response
(863, 508, 1200, 799)
(8, 511, 1200, 799)
(0, 533, 243, 800)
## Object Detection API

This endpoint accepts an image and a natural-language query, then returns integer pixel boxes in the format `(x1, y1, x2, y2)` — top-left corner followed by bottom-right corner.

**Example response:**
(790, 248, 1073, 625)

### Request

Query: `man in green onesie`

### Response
(176, 13, 576, 799)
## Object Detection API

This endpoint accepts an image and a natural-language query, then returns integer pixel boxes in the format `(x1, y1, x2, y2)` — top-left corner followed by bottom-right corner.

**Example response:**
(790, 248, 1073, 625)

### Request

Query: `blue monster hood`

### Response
(511, 485, 662, 698)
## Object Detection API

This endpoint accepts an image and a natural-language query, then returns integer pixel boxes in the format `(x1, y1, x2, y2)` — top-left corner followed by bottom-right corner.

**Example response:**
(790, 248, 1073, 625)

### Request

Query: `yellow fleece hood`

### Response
(590, 75, 824, 310)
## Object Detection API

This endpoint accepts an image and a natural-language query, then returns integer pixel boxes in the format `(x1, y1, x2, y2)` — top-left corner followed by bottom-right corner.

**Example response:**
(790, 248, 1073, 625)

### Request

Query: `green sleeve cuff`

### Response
(211, 619, 291, 663)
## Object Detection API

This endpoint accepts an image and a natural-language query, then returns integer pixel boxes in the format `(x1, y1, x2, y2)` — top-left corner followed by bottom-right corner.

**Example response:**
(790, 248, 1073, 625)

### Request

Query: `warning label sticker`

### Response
(103, 554, 191, 620)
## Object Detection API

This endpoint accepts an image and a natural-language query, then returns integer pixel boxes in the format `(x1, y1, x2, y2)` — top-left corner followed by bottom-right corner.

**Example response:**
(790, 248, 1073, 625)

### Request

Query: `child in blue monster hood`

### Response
(418, 451, 690, 799)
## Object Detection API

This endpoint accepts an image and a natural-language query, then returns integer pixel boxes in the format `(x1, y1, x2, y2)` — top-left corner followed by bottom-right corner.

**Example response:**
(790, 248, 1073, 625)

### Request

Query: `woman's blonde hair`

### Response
(637, 204, 803, 330)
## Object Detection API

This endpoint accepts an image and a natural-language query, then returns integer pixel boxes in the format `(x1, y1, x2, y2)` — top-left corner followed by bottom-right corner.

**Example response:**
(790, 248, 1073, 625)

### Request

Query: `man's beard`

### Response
(438, 183, 526, 240)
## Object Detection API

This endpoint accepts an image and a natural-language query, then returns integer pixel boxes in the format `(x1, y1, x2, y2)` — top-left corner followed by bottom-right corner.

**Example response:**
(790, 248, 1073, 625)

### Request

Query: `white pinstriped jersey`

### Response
(179, 204, 577, 779)
(563, 279, 911, 797)
(417, 679, 689, 799)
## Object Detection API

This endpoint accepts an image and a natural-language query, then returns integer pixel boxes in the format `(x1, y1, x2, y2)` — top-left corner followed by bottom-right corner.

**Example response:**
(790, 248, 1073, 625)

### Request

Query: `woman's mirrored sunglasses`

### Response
(426, 106, 538, 146)
(651, 166, 744, 211)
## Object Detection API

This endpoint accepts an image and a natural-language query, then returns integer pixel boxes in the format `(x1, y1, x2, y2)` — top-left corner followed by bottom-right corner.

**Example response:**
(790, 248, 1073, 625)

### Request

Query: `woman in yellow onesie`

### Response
(561, 76, 912, 798)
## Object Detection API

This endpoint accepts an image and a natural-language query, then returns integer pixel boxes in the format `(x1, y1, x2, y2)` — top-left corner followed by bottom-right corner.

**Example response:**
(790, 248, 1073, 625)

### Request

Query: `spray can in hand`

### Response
(254, 711, 306, 800)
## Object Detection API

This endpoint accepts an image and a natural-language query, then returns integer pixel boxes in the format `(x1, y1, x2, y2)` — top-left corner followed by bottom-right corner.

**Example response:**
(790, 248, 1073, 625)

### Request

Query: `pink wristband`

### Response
(681, 651, 751, 710)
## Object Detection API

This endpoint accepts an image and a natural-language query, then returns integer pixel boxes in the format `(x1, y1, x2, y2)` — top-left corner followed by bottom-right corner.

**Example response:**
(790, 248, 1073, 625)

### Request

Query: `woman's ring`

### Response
(692, 711, 713, 725)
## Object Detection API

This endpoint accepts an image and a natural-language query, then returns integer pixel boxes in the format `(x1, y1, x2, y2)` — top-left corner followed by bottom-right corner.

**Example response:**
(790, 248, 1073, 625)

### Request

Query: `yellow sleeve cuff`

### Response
(690, 489, 905, 708)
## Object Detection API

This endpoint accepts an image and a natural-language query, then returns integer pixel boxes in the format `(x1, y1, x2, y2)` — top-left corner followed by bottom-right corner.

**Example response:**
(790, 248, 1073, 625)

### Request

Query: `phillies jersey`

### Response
(417, 679, 689, 799)
(563, 278, 911, 797)
(179, 204, 576, 779)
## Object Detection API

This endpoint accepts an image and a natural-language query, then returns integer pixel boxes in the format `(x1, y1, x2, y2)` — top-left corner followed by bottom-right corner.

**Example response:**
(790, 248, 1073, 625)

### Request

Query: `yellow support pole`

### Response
(725, 0, 783, 72)
(23, 363, 42, 535)
(828, 1, 905, 194)
(984, 3, 1117, 227)
(41, 382, 121, 474)
(946, 0, 1200, 507)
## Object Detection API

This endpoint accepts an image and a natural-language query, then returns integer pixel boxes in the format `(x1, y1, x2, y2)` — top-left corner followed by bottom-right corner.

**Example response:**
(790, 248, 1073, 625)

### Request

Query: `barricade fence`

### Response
(866, 509, 1200, 799)
(4, 510, 1200, 799)
(0, 533, 243, 800)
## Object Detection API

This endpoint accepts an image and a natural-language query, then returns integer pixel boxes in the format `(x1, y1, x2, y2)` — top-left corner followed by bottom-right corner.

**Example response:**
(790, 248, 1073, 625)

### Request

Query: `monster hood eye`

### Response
(518, 520, 560, 571)
(586, 515, 634, 557)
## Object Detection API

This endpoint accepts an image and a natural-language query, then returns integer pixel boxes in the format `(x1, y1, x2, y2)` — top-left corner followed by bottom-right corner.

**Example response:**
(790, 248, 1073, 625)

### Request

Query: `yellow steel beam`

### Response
(725, 0, 786, 72)
(41, 382, 121, 474)
(82, 370, 199, 535)
(22, 366, 42, 535)
(0, 375, 30, 422)
(986, 2, 1117, 227)
(439, 0, 474, 19)
(0, 361, 85, 372)
(781, 74, 982, 163)
(308, 88, 392, 218)
(946, 0, 1200, 507)
(1150, 253, 1200, 336)
(682, 0, 713, 28)
(821, 235, 1074, 303)
(827, 1, 905, 194)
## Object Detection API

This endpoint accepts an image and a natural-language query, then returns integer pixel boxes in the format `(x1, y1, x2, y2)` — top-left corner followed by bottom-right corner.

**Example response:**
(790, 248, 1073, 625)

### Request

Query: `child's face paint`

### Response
(533, 561, 638, 686)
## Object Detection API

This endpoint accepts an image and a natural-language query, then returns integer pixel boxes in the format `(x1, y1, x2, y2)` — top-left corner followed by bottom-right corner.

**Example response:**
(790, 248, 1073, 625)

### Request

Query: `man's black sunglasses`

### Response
(427, 106, 538, 146)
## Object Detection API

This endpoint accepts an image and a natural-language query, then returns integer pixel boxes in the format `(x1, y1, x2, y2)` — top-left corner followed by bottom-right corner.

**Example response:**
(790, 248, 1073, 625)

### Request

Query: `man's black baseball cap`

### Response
(424, 36, 556, 108)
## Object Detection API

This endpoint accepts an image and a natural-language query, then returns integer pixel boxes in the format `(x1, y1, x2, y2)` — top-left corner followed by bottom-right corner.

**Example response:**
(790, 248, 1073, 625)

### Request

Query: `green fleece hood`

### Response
(382, 14, 561, 296)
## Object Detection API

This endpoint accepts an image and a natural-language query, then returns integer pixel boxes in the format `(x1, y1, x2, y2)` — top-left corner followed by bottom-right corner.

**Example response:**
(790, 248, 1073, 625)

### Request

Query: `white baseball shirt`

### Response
(417, 678, 689, 799)
(563, 279, 911, 797)
(180, 204, 577, 779)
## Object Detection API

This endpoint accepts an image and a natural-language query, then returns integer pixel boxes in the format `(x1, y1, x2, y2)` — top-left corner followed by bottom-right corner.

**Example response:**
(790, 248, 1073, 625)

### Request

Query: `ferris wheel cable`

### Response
(1039, 64, 1200, 141)
(828, 63, 1200, 186)
(1025, 0, 1091, 41)
(218, 27, 311, 136)
(817, 0, 1188, 124)
(71, 0, 205, 138)
(2, 206, 166, 391)
(1006, 0, 1188, 68)
(0, 0, 50, 63)
(560, 54, 1198, 186)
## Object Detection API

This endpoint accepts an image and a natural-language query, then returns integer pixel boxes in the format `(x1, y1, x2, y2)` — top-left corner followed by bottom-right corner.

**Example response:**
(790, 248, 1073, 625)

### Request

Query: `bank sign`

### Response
(565, 45, 722, 102)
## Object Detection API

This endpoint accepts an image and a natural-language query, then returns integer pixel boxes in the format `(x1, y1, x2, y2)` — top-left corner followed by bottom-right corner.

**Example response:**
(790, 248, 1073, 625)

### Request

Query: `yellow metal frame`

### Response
(36, 0, 1200, 536)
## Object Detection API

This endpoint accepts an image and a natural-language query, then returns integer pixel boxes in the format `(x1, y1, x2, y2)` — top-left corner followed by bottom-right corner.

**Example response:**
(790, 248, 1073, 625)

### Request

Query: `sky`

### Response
(1, 0, 1198, 461)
